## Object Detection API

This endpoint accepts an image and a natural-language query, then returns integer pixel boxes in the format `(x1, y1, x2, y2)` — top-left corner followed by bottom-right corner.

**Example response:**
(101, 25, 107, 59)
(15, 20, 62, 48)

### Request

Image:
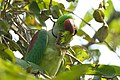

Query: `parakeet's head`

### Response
(52, 14, 77, 48)
(52, 14, 77, 38)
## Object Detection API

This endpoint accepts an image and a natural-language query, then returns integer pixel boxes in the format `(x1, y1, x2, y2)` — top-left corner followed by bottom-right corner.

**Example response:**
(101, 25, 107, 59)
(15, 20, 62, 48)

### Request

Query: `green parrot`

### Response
(24, 14, 77, 76)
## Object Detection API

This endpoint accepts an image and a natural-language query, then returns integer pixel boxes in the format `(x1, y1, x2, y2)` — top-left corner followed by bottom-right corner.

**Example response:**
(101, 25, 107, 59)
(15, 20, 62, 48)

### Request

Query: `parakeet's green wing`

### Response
(25, 29, 48, 64)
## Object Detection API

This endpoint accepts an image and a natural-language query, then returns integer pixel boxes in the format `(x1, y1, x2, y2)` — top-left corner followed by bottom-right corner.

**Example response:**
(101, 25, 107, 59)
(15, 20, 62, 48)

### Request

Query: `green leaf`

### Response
(71, 45, 89, 62)
(109, 19, 120, 34)
(0, 58, 41, 80)
(0, 43, 6, 51)
(16, 58, 45, 73)
(104, 0, 114, 18)
(54, 64, 120, 80)
(4, 48, 16, 63)
(93, 25, 108, 42)
(58, 3, 65, 10)
(4, 36, 24, 54)
(51, 5, 62, 19)
(24, 14, 42, 29)
(96, 65, 115, 77)
(29, 1, 40, 14)
(77, 29, 92, 42)
(80, 10, 93, 28)
(89, 49, 101, 64)
(35, 14, 46, 27)
(38, 0, 59, 10)
(67, 0, 78, 11)
(40, 10, 51, 21)
(16, 58, 30, 70)
(53, 64, 90, 80)
(0, 43, 17, 62)
(0, 20, 10, 35)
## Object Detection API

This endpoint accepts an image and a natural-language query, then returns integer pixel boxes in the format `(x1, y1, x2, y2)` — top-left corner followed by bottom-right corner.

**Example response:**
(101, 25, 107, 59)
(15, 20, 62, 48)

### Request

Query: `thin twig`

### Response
(104, 41, 120, 59)
(40, 72, 52, 79)
(2, 0, 8, 18)
(3, 35, 24, 54)
(66, 52, 82, 64)
(69, 55, 74, 64)
(10, 16, 29, 45)
(11, 25, 29, 45)
(17, 15, 31, 43)
(2, 35, 9, 48)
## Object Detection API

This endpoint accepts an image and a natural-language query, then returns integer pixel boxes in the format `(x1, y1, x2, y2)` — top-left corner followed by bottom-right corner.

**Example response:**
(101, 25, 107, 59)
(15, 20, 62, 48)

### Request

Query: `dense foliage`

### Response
(0, 0, 120, 80)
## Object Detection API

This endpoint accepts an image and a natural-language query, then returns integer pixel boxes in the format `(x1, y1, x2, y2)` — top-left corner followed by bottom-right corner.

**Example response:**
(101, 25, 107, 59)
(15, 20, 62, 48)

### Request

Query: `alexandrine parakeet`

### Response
(24, 14, 77, 76)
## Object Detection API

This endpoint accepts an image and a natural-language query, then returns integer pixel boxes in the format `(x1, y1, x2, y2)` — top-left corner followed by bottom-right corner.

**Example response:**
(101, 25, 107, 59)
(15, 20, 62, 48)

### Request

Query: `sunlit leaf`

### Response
(109, 19, 120, 34)
(106, 32, 120, 50)
(0, 58, 41, 80)
(104, 0, 114, 18)
(80, 9, 93, 28)
(4, 48, 16, 63)
(67, 0, 78, 11)
(25, 14, 42, 29)
(53, 64, 90, 80)
(51, 5, 62, 19)
(54, 64, 120, 80)
(39, 0, 59, 9)
(58, 3, 65, 10)
(72, 45, 89, 62)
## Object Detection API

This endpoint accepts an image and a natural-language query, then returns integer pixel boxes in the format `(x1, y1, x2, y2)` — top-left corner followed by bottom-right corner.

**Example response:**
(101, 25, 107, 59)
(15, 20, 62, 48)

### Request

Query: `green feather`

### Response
(25, 29, 48, 64)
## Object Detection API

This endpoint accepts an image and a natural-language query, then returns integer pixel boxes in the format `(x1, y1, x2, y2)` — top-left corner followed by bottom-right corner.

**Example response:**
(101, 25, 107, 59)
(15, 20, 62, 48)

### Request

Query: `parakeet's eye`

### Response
(64, 19, 75, 34)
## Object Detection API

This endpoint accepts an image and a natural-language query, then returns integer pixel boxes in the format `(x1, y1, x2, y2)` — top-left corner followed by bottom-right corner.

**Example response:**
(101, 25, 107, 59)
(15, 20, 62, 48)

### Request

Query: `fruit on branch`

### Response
(93, 9, 105, 23)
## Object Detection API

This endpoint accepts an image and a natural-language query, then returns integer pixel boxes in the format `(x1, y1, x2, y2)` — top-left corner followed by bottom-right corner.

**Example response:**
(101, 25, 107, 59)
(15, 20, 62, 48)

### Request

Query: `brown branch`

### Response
(10, 15, 29, 45)
(11, 21, 29, 45)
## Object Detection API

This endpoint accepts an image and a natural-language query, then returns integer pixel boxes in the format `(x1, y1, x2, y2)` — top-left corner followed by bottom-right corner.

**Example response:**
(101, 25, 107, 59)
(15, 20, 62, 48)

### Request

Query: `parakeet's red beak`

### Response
(64, 19, 77, 35)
